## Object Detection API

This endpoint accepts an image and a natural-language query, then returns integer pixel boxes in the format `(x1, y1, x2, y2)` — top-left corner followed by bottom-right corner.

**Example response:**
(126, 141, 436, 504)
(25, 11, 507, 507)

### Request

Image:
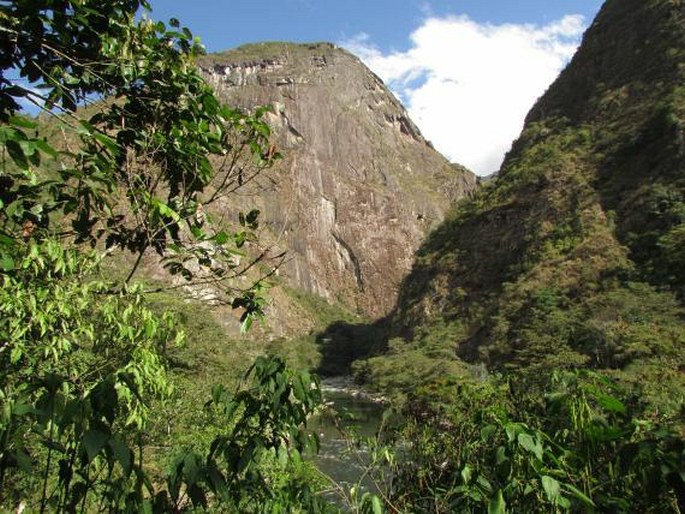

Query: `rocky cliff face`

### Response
(198, 43, 477, 317)
(382, 0, 685, 380)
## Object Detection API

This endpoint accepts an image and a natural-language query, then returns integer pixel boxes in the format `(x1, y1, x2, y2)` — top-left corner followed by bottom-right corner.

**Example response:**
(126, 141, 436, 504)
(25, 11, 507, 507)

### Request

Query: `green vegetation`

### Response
(0, 1, 347, 512)
(276, 287, 381, 376)
(204, 41, 337, 65)
(345, 0, 685, 511)
(1, 0, 684, 512)
(360, 0, 685, 399)
(363, 370, 684, 513)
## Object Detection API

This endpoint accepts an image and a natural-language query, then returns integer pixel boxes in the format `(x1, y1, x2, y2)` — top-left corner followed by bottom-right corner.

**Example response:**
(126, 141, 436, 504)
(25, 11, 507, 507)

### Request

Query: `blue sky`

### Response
(148, 0, 604, 174)
(150, 1, 603, 55)
(17, 1, 605, 175)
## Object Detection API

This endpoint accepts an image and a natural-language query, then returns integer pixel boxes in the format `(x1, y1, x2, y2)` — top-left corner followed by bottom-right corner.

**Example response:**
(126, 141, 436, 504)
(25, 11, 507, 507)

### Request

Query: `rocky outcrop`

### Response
(199, 43, 477, 317)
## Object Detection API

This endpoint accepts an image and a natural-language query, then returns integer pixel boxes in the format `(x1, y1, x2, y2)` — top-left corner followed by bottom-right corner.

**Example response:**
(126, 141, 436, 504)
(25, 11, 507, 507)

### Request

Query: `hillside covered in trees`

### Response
(359, 0, 685, 404)
(350, 0, 685, 510)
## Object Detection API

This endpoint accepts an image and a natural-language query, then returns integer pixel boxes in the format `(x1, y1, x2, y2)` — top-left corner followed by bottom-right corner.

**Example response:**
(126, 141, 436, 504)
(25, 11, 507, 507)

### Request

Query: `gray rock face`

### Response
(199, 42, 477, 317)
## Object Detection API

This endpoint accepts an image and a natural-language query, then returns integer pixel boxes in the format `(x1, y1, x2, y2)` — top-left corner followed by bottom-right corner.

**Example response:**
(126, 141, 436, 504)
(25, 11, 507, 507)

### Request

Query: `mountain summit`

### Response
(198, 42, 476, 318)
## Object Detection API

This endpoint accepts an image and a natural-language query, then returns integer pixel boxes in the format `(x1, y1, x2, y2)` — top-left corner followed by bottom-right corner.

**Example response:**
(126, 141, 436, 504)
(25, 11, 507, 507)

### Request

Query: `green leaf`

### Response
(109, 437, 133, 475)
(9, 116, 37, 129)
(495, 446, 508, 465)
(186, 483, 207, 509)
(488, 489, 506, 514)
(477, 475, 493, 494)
(190, 225, 207, 239)
(240, 314, 253, 333)
(206, 461, 229, 501)
(541, 475, 562, 505)
(34, 139, 59, 157)
(183, 452, 202, 484)
(505, 422, 521, 442)
(517, 432, 543, 461)
(596, 393, 627, 415)
(12, 401, 34, 417)
(19, 139, 36, 157)
(371, 495, 383, 514)
(93, 132, 120, 156)
(13, 449, 33, 473)
(152, 199, 181, 222)
(83, 429, 109, 461)
(562, 483, 595, 507)
(214, 231, 229, 245)
(292, 376, 306, 402)
(1, 253, 15, 271)
(461, 465, 472, 484)
(77, 119, 96, 136)
(6, 140, 29, 170)
(140, 500, 153, 514)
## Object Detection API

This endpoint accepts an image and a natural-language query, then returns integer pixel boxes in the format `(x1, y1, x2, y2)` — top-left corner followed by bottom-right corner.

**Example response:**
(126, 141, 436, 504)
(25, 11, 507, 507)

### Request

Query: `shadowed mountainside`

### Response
(349, 0, 684, 407)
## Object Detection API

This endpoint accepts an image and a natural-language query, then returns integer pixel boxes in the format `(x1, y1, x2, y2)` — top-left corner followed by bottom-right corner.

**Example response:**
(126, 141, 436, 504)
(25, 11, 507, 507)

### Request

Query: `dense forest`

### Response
(1, 0, 683, 512)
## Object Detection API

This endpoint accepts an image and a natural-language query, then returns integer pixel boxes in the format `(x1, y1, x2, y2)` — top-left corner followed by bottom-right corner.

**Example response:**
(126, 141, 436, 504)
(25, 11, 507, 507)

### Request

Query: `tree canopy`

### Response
(0, 2, 331, 512)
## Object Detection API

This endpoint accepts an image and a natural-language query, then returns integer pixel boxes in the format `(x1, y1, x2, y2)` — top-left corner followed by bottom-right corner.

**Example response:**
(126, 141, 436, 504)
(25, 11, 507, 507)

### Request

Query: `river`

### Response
(308, 378, 387, 507)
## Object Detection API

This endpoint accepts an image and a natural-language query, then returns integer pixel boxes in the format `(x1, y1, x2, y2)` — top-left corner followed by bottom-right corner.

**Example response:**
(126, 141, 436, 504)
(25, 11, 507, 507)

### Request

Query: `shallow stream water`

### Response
(308, 378, 386, 505)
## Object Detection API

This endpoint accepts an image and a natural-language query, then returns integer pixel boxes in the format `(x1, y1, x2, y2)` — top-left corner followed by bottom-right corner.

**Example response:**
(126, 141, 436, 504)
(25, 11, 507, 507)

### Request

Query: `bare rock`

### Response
(198, 43, 477, 318)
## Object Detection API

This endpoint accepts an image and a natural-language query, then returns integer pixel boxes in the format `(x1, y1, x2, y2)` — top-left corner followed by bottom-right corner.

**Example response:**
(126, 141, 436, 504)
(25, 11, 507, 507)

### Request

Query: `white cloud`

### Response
(342, 14, 586, 175)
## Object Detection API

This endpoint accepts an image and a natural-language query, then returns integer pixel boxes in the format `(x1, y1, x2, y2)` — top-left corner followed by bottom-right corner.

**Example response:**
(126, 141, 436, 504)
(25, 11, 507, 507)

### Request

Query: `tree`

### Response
(2, 0, 283, 312)
(0, 2, 326, 511)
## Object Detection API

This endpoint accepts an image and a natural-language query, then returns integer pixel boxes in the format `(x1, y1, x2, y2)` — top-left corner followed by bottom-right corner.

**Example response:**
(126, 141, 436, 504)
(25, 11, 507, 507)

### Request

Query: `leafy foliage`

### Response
(0, 1, 344, 512)
(154, 356, 329, 512)
(0, 242, 175, 511)
(367, 0, 685, 408)
(369, 371, 684, 513)
(1, 0, 282, 321)
(345, 1, 685, 512)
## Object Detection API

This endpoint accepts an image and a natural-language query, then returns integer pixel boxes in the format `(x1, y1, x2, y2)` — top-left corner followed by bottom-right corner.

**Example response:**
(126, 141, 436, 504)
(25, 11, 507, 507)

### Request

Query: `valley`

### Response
(0, 0, 683, 511)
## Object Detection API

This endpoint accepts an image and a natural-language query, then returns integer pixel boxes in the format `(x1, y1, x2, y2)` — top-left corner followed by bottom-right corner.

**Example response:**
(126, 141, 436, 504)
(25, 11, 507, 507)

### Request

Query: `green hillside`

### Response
(358, 0, 685, 409)
(349, 1, 685, 509)
(2, 0, 683, 511)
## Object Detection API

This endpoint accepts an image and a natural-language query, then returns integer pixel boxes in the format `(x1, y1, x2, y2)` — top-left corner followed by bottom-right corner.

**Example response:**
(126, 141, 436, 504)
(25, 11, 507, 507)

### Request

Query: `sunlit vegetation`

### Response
(0, 1, 338, 511)
(346, 0, 685, 511)
(1, 0, 684, 512)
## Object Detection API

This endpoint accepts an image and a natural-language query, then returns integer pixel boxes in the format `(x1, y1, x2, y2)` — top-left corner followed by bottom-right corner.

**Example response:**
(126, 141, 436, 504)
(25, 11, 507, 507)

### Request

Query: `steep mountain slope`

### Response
(367, 0, 685, 405)
(197, 43, 477, 318)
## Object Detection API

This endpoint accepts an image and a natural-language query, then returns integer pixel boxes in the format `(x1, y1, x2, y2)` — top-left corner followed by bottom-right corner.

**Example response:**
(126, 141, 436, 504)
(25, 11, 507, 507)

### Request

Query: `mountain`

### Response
(196, 43, 477, 320)
(361, 0, 685, 407)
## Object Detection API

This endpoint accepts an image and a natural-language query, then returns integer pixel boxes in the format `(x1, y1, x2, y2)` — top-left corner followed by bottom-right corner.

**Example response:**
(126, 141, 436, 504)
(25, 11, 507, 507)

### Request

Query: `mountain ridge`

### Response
(196, 42, 477, 322)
